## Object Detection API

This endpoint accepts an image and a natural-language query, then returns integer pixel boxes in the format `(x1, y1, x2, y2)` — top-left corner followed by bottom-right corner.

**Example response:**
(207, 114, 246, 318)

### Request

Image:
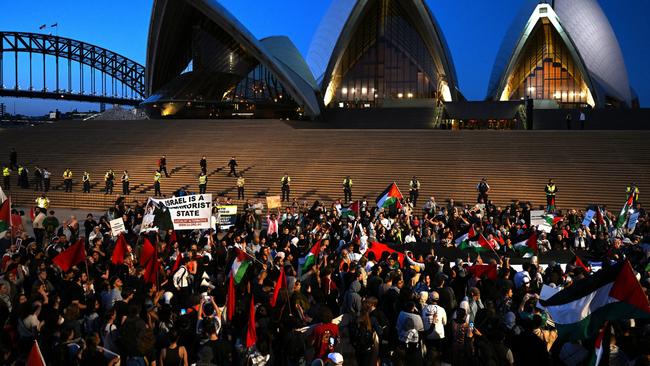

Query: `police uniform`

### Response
(63, 169, 73, 192)
(35, 196, 50, 210)
(154, 171, 162, 196)
(409, 178, 421, 206)
(545, 182, 557, 212)
(2, 166, 10, 190)
(17, 166, 25, 188)
(121, 172, 130, 195)
(343, 177, 353, 202)
(105, 170, 114, 194)
(237, 176, 245, 199)
(281, 175, 291, 201)
(82, 172, 91, 193)
(199, 173, 208, 194)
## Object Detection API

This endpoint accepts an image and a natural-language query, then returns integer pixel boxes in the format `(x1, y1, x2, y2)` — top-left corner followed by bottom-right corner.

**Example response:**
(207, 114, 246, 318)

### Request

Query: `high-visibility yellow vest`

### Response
(105, 172, 114, 181)
(121, 174, 129, 182)
(410, 180, 420, 190)
(237, 177, 245, 187)
(199, 175, 207, 184)
(281, 176, 291, 185)
(63, 170, 72, 179)
(2, 167, 10, 176)
(546, 184, 557, 196)
(154, 172, 161, 182)
(82, 174, 90, 182)
(18, 167, 24, 175)
(343, 178, 353, 187)
(36, 197, 49, 209)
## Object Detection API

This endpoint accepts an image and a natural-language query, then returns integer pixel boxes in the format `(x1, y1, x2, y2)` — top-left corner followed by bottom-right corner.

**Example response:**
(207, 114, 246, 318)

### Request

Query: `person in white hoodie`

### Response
(421, 291, 447, 360)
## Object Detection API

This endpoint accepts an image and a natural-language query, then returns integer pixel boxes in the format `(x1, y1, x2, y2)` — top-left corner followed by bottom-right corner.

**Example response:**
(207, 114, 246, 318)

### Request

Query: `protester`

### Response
(0, 177, 648, 366)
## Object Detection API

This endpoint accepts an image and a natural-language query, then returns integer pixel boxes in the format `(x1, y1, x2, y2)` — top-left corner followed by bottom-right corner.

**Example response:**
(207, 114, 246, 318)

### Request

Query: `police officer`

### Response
(154, 170, 162, 196)
(121, 170, 130, 195)
(198, 171, 208, 194)
(343, 176, 353, 202)
(200, 156, 207, 174)
(476, 177, 490, 203)
(545, 179, 557, 212)
(82, 171, 91, 193)
(63, 168, 73, 192)
(626, 183, 640, 205)
(237, 174, 246, 199)
(34, 166, 43, 191)
(43, 168, 51, 192)
(281, 173, 291, 202)
(104, 169, 115, 195)
(228, 156, 238, 177)
(17, 165, 26, 188)
(159, 155, 169, 177)
(35, 193, 50, 210)
(409, 176, 421, 206)
(2, 165, 10, 190)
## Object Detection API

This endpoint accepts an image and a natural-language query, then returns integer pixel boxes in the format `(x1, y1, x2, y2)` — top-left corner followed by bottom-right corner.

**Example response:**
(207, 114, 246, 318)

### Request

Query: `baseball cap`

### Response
(327, 353, 344, 365)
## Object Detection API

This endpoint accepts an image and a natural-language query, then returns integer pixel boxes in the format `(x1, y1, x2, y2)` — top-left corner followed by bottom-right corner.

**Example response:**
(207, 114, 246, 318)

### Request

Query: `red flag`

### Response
(270, 269, 286, 307)
(171, 251, 182, 273)
(52, 239, 86, 272)
(575, 256, 591, 273)
(468, 264, 498, 280)
(169, 230, 178, 244)
(26, 340, 46, 366)
(527, 232, 538, 253)
(478, 234, 495, 251)
(227, 273, 235, 322)
(111, 234, 128, 265)
(140, 238, 158, 284)
(0, 198, 11, 230)
(246, 295, 257, 348)
(364, 242, 404, 267)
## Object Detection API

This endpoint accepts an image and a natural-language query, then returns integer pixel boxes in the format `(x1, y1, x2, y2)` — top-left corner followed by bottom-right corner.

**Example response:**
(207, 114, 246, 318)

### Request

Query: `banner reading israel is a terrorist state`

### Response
(151, 194, 213, 230)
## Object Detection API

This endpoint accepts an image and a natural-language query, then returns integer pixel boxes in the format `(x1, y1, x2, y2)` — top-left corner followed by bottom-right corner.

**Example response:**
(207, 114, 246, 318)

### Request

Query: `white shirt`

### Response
(421, 304, 447, 340)
(173, 265, 191, 288)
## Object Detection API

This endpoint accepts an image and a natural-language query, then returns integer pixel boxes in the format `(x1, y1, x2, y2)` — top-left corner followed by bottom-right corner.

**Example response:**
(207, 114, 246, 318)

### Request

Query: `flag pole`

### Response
(8, 196, 14, 250)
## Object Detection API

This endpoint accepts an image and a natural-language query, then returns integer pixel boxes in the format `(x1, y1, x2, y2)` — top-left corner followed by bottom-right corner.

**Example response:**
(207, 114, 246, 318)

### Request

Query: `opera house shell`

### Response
(488, 0, 635, 108)
(143, 0, 321, 119)
(308, 0, 459, 109)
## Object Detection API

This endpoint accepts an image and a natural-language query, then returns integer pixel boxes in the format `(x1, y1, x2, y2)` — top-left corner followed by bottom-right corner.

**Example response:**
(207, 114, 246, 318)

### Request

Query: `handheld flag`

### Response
(0, 198, 11, 234)
(468, 264, 498, 281)
(617, 193, 634, 228)
(270, 269, 286, 307)
(364, 242, 405, 267)
(514, 232, 538, 254)
(26, 340, 46, 366)
(231, 247, 251, 284)
(140, 238, 158, 284)
(111, 234, 128, 265)
(301, 240, 322, 271)
(376, 183, 403, 209)
(539, 261, 650, 340)
(227, 273, 235, 322)
(340, 201, 360, 219)
(52, 239, 86, 272)
(246, 295, 257, 348)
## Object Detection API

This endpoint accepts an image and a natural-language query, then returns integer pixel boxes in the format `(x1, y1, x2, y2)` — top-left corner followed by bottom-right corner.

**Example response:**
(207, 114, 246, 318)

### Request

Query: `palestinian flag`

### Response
(455, 226, 476, 249)
(0, 198, 11, 234)
(340, 201, 359, 219)
(544, 213, 563, 226)
(575, 256, 591, 273)
(539, 261, 650, 340)
(478, 234, 496, 252)
(301, 240, 322, 271)
(617, 193, 634, 228)
(514, 232, 538, 254)
(26, 340, 46, 366)
(468, 264, 498, 280)
(231, 247, 251, 284)
(364, 242, 405, 267)
(589, 323, 607, 366)
(376, 183, 403, 209)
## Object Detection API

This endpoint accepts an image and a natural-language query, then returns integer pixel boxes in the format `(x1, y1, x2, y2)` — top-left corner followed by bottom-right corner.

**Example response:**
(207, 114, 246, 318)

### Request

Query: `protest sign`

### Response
(530, 210, 552, 233)
(216, 205, 238, 229)
(267, 195, 281, 209)
(152, 194, 213, 230)
(110, 218, 126, 236)
(582, 209, 596, 227)
(628, 212, 640, 230)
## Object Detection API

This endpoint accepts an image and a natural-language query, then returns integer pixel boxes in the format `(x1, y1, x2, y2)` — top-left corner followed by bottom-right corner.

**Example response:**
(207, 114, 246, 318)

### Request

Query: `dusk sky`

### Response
(1, 0, 648, 115)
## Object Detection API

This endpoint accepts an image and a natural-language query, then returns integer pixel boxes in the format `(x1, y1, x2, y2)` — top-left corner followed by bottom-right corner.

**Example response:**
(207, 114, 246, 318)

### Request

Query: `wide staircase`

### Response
(1, 119, 648, 213)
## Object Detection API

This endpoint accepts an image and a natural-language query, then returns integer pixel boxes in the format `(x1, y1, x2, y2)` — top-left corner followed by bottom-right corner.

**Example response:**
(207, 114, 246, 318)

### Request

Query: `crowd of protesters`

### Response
(0, 150, 649, 366)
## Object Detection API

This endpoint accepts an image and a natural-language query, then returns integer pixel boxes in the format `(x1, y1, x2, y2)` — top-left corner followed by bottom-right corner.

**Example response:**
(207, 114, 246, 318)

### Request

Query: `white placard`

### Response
(110, 218, 126, 236)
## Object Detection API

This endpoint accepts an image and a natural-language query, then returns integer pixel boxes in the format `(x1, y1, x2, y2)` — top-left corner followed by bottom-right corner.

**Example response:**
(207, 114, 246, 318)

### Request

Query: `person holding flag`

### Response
(545, 179, 558, 212)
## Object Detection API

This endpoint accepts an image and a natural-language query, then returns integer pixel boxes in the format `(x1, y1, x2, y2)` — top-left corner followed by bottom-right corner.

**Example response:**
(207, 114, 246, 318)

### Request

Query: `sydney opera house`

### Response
(142, 0, 636, 121)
